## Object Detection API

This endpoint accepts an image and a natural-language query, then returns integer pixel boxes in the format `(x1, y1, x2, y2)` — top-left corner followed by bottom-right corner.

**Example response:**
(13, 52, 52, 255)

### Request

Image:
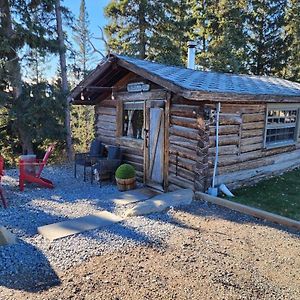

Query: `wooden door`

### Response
(145, 106, 165, 190)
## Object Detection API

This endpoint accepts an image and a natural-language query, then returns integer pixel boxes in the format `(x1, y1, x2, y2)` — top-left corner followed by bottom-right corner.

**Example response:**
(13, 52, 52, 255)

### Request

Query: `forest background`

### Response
(0, 0, 299, 165)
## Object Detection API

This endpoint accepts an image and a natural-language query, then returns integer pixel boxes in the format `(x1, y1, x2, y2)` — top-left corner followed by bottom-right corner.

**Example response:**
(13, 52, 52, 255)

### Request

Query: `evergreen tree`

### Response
(72, 0, 95, 152)
(147, 0, 193, 65)
(73, 0, 95, 78)
(246, 0, 288, 76)
(104, 0, 188, 64)
(208, 0, 248, 73)
(0, 0, 58, 154)
(283, 0, 300, 81)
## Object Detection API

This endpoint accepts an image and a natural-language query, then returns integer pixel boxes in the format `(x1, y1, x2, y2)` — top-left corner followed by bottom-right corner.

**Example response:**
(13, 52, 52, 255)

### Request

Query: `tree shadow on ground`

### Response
(0, 240, 60, 292)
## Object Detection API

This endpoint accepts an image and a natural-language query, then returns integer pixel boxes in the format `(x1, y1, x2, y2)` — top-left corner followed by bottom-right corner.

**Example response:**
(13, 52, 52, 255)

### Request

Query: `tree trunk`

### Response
(0, 0, 33, 154)
(55, 0, 73, 161)
(138, 1, 146, 59)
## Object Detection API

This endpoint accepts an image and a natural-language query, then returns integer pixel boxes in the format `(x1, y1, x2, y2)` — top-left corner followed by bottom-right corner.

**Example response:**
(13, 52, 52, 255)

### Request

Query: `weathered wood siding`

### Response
(206, 103, 300, 189)
(95, 98, 145, 180)
(168, 99, 206, 191)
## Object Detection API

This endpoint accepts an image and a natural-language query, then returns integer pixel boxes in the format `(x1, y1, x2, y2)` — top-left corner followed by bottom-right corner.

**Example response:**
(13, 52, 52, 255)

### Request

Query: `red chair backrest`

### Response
(36, 144, 55, 177)
(0, 156, 4, 179)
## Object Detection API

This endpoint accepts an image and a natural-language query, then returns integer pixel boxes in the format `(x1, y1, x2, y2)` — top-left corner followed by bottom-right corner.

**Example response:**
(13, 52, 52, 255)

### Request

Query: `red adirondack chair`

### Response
(19, 144, 55, 191)
(0, 156, 8, 208)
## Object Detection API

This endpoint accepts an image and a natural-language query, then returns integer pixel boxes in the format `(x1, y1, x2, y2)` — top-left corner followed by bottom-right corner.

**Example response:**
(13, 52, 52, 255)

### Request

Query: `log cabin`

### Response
(68, 54, 300, 197)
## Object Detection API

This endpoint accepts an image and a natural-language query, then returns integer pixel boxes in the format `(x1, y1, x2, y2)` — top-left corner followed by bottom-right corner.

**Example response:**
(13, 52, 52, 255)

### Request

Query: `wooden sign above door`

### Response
(127, 82, 150, 93)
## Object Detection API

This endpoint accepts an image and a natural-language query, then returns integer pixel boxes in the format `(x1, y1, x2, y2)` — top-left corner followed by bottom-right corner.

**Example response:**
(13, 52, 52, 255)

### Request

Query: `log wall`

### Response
(95, 97, 144, 180)
(168, 100, 207, 191)
(205, 103, 300, 189)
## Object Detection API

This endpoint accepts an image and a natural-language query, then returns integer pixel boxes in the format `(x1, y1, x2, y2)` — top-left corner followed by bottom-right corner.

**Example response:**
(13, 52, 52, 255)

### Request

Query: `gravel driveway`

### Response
(0, 165, 176, 290)
(0, 165, 299, 299)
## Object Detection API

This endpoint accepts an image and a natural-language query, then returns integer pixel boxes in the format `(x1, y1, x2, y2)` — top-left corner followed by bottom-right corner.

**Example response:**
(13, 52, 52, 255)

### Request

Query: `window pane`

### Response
(267, 109, 297, 125)
(266, 127, 295, 145)
(123, 109, 144, 140)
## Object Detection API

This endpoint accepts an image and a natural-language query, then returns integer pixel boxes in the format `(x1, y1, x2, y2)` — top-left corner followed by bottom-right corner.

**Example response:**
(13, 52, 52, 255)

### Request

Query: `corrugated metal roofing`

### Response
(117, 55, 300, 97)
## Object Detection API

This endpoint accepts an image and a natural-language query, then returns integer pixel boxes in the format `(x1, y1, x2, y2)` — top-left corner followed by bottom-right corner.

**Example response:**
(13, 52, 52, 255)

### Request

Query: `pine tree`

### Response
(73, 0, 95, 78)
(208, 0, 248, 73)
(105, 0, 148, 59)
(104, 0, 188, 64)
(0, 0, 58, 154)
(283, 0, 300, 81)
(246, 0, 288, 76)
(72, 0, 95, 152)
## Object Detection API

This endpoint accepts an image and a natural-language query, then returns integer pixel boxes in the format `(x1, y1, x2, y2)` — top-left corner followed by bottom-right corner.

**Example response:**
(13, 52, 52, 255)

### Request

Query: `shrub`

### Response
(115, 164, 136, 179)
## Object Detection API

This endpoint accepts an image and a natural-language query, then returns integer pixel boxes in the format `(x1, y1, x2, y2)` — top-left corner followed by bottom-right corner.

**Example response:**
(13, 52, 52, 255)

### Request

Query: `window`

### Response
(122, 101, 144, 140)
(265, 108, 298, 147)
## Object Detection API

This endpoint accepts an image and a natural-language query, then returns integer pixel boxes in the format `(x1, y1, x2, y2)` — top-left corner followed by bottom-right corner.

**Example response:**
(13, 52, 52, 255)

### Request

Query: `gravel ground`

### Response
(0, 166, 299, 299)
(0, 165, 176, 290)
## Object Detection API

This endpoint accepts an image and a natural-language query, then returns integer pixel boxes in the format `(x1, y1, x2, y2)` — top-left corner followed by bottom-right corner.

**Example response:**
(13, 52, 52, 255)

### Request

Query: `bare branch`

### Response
(88, 26, 110, 57)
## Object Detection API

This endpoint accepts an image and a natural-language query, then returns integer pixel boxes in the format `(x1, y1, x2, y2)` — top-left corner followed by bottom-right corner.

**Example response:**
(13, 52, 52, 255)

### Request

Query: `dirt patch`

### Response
(1, 202, 299, 300)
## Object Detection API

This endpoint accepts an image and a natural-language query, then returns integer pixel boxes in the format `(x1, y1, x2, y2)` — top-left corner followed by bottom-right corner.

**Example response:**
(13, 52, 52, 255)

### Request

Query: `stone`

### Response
(0, 226, 16, 246)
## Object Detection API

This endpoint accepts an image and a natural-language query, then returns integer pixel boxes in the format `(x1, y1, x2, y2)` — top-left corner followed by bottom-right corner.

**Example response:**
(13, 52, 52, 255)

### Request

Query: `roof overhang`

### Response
(69, 54, 300, 105)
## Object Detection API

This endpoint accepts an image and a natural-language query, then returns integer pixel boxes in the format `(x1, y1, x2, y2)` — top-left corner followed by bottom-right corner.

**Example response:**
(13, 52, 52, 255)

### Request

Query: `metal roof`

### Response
(117, 55, 300, 97)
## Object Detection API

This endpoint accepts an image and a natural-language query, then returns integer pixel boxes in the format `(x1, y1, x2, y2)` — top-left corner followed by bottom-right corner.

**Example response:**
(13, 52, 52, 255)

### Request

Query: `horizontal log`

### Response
(169, 155, 195, 172)
(98, 136, 116, 146)
(96, 106, 116, 116)
(98, 99, 117, 107)
(168, 175, 194, 189)
(97, 114, 116, 123)
(241, 129, 264, 138)
(220, 104, 265, 114)
(215, 151, 300, 187)
(209, 125, 240, 135)
(120, 146, 143, 156)
(240, 136, 263, 146)
(96, 122, 116, 131)
(117, 137, 144, 150)
(135, 171, 143, 181)
(170, 104, 200, 118)
(169, 165, 195, 182)
(217, 150, 262, 167)
(169, 135, 198, 151)
(170, 116, 197, 129)
(242, 113, 265, 123)
(169, 144, 197, 161)
(219, 113, 242, 125)
(209, 144, 239, 156)
(240, 143, 262, 153)
(209, 134, 239, 147)
(242, 121, 264, 130)
(263, 145, 296, 157)
(215, 157, 272, 175)
(123, 153, 143, 164)
(214, 145, 298, 175)
(97, 129, 115, 138)
(123, 160, 143, 172)
(169, 125, 200, 140)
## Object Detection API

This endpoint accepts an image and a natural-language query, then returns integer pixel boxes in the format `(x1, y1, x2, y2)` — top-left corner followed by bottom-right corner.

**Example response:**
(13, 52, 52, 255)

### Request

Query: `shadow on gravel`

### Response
(0, 241, 61, 292)
(148, 201, 300, 238)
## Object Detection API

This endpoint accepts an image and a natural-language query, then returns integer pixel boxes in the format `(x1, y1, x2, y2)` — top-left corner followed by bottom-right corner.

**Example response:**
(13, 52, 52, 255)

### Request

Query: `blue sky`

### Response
(64, 0, 110, 54)
(47, 0, 110, 78)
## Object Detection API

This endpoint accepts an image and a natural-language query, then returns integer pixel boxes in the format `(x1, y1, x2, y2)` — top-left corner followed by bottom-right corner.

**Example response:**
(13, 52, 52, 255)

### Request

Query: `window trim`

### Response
(264, 104, 300, 149)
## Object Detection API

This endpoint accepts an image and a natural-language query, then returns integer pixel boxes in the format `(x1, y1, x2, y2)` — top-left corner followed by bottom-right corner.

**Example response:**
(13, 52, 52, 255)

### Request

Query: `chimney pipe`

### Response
(187, 40, 197, 70)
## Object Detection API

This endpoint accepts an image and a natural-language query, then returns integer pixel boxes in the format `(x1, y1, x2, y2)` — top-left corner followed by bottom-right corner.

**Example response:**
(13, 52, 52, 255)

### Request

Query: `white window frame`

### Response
(264, 104, 300, 149)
